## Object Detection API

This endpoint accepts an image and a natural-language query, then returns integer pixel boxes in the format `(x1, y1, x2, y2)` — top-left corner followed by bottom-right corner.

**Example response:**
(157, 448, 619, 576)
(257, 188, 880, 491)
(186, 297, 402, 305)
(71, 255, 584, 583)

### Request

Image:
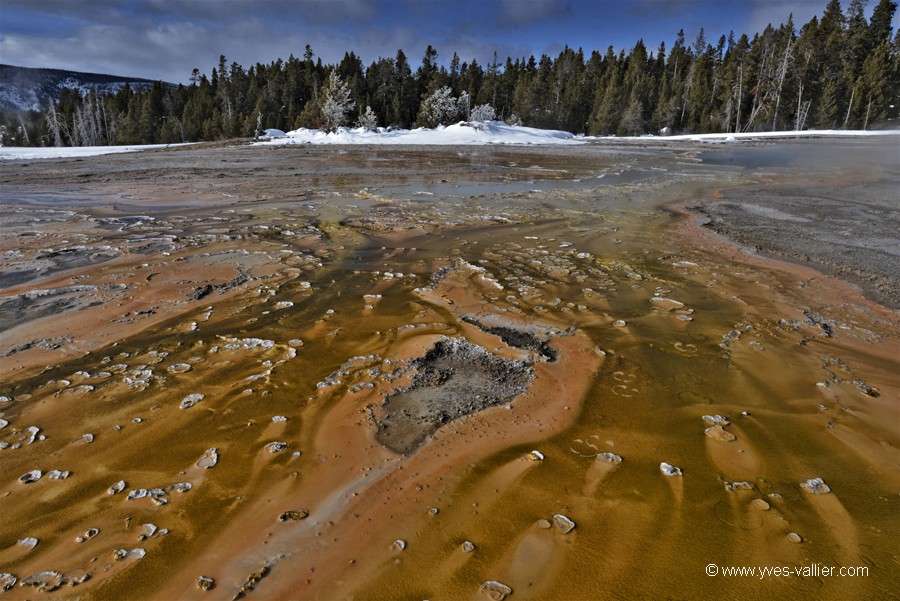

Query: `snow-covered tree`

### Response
(357, 105, 378, 131)
(255, 111, 264, 138)
(457, 91, 471, 120)
(321, 70, 356, 132)
(469, 104, 496, 123)
(505, 113, 523, 126)
(417, 86, 461, 127)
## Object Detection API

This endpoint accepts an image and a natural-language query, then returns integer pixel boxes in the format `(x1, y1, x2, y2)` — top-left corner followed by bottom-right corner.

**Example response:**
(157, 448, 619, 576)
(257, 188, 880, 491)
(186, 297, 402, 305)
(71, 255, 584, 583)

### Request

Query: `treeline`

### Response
(2, 0, 897, 146)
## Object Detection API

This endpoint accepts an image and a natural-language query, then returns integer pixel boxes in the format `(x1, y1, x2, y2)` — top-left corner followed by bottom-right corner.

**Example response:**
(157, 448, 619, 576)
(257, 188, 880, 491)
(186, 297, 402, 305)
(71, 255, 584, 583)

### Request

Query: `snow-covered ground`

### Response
(1, 126, 896, 160)
(256, 121, 581, 146)
(0, 143, 193, 160)
(259, 122, 899, 146)
(621, 129, 900, 142)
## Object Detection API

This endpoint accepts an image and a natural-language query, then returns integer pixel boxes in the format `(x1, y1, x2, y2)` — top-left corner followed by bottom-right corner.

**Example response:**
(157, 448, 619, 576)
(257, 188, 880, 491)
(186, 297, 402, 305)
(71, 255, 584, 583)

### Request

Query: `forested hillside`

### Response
(1, 0, 896, 146)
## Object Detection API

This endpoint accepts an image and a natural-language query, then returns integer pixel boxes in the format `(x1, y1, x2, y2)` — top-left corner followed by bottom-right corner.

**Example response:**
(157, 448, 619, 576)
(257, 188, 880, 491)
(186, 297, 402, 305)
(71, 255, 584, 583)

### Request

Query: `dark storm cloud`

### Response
(1, 0, 529, 83)
(498, 0, 571, 26)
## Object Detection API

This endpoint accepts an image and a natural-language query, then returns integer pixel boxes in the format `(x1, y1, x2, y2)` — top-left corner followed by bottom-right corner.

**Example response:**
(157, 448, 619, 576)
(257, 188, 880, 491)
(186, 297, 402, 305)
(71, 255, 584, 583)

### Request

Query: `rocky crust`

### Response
(375, 337, 533, 453)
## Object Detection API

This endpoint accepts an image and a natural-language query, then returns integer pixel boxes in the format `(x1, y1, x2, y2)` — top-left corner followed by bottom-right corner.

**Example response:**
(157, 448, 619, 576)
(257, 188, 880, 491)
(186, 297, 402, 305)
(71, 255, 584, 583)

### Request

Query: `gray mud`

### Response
(695, 174, 900, 309)
(375, 337, 534, 454)
(462, 316, 558, 361)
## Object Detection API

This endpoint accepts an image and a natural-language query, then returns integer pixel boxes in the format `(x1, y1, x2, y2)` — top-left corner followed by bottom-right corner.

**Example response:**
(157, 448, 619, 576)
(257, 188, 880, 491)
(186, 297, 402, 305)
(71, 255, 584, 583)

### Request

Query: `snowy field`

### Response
(0, 143, 193, 160)
(1, 125, 897, 160)
(258, 121, 899, 147)
(642, 129, 900, 142)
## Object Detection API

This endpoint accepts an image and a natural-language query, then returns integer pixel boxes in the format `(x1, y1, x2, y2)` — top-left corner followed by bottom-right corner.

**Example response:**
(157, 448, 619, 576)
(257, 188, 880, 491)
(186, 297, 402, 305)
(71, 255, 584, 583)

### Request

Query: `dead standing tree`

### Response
(45, 101, 69, 147)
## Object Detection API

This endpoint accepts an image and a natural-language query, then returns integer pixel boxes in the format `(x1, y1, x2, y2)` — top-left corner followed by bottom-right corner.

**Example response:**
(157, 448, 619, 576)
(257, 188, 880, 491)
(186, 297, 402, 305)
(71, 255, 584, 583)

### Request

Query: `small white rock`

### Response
(180, 393, 204, 409)
(660, 462, 682, 477)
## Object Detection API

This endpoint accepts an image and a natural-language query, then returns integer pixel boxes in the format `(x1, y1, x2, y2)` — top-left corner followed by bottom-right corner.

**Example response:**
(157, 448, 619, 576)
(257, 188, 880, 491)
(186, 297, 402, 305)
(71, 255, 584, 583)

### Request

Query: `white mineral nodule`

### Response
(552, 514, 576, 533)
(480, 580, 513, 600)
(391, 539, 406, 551)
(139, 523, 157, 540)
(19, 571, 63, 592)
(265, 441, 289, 453)
(800, 477, 831, 494)
(660, 462, 682, 477)
(180, 393, 204, 409)
(0, 573, 16, 590)
(701, 414, 730, 426)
(650, 297, 685, 311)
(19, 470, 42, 484)
(596, 452, 623, 464)
(127, 488, 149, 500)
(197, 448, 218, 469)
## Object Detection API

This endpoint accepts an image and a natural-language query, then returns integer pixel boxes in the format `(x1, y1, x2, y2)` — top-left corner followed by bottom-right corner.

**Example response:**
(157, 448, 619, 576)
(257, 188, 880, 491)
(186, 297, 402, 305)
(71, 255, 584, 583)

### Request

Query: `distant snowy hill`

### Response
(0, 64, 171, 112)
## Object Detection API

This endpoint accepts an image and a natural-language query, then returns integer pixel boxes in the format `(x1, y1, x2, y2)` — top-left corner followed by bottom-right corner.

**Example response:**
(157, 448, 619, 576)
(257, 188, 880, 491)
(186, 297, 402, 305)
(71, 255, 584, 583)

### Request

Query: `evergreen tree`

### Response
(870, 0, 898, 45)
(320, 70, 355, 132)
(817, 78, 841, 127)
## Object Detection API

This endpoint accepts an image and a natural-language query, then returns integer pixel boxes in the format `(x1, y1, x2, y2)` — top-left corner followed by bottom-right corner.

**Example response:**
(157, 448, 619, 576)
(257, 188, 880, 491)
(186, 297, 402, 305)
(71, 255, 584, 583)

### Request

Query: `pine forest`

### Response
(3, 0, 898, 147)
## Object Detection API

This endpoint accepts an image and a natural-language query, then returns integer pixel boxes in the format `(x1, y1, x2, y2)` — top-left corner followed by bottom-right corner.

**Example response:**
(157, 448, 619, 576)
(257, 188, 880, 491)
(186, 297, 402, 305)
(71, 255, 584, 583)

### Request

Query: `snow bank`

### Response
(4, 127, 892, 161)
(614, 129, 900, 142)
(0, 143, 194, 161)
(256, 121, 581, 146)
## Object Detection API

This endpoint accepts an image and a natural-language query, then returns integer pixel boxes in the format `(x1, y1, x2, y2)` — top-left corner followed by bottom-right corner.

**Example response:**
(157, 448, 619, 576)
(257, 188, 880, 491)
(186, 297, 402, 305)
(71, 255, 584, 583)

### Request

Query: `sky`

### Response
(0, 0, 886, 84)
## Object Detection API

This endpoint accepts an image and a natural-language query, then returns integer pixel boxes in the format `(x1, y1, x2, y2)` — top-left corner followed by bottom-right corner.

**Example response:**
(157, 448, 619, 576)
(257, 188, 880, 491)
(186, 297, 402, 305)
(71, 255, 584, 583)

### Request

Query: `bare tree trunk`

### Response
(843, 85, 855, 128)
(45, 102, 67, 147)
(795, 81, 803, 130)
(863, 96, 872, 130)
(735, 61, 743, 133)
(17, 114, 30, 145)
(724, 97, 733, 132)
(772, 37, 792, 131)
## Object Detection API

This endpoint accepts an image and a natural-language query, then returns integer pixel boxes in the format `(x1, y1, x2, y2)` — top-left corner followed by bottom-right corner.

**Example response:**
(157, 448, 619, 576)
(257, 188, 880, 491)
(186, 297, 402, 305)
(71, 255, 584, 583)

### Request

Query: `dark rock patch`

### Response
(462, 316, 557, 361)
(375, 337, 533, 454)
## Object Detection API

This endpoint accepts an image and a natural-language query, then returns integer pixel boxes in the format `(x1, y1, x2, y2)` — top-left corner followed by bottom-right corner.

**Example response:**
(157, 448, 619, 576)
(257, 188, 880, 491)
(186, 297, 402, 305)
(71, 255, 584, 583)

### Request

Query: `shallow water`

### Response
(0, 141, 897, 600)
